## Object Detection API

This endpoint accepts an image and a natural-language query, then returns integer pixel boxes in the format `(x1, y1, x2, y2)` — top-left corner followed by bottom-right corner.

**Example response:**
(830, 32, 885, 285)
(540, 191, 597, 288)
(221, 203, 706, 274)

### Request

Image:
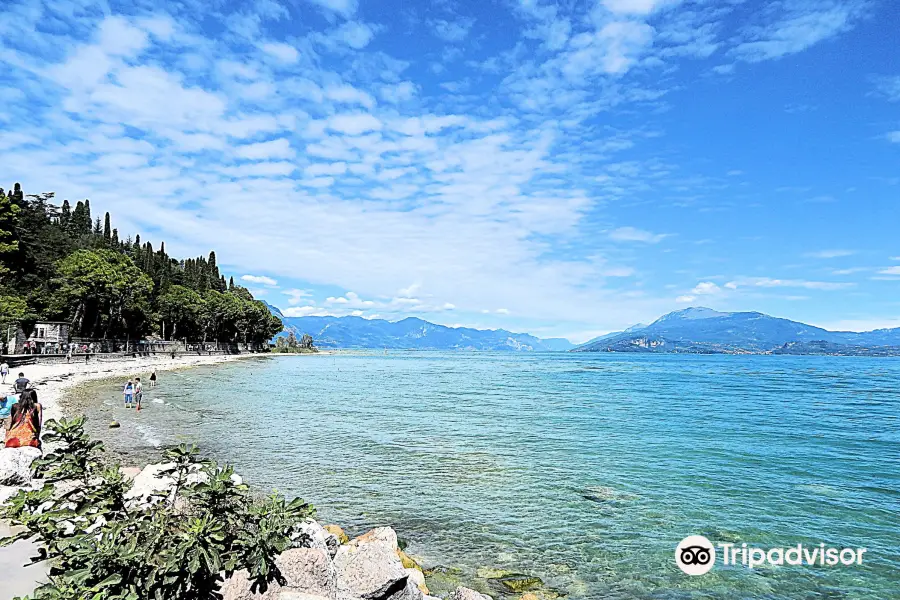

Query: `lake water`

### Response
(72, 353, 899, 599)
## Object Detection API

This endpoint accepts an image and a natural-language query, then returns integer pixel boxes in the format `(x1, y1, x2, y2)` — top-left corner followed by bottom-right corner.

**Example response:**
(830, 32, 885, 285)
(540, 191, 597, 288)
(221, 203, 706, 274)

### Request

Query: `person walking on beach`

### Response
(14, 373, 30, 393)
(123, 379, 135, 409)
(0, 361, 9, 384)
(66, 348, 72, 363)
(134, 377, 143, 411)
(5, 389, 42, 449)
(149, 370, 157, 387)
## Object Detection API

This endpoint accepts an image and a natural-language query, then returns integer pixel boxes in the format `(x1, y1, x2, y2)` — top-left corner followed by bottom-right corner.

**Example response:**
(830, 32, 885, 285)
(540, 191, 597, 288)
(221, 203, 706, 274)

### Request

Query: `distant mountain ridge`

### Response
(575, 307, 900, 355)
(269, 312, 575, 351)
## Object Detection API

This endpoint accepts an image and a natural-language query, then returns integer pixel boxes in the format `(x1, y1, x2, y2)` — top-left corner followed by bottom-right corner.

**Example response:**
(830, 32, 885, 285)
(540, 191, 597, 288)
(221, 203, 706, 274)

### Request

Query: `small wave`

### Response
(133, 423, 162, 448)
(151, 398, 164, 404)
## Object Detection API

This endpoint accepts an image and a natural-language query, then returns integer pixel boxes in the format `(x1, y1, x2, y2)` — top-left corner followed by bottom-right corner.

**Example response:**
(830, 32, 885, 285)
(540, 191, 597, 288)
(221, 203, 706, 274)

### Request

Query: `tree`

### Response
(53, 249, 154, 339)
(0, 187, 20, 279)
(103, 212, 111, 242)
(158, 285, 205, 341)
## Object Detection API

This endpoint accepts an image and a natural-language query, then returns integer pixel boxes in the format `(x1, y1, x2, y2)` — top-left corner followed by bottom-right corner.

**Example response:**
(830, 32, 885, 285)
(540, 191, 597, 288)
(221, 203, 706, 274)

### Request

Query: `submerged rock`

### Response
(109, 421, 120, 428)
(0, 446, 42, 486)
(487, 575, 543, 594)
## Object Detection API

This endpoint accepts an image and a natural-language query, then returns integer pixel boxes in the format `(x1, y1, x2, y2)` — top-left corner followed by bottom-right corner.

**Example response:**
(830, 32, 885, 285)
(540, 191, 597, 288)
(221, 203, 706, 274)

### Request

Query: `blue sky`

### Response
(1, 0, 898, 342)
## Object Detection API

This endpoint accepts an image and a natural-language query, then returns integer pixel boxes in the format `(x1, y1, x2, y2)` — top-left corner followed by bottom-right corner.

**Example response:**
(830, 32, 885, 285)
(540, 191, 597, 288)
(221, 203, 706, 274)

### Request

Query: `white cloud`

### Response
(380, 81, 417, 104)
(726, 277, 854, 291)
(324, 84, 375, 109)
(804, 249, 855, 259)
(305, 0, 358, 18)
(429, 18, 476, 42)
(242, 274, 278, 286)
(496, 308, 511, 315)
(328, 113, 382, 135)
(878, 266, 900, 276)
(284, 289, 313, 305)
(331, 21, 375, 49)
(600, 0, 681, 16)
(676, 295, 696, 303)
(733, 1, 866, 63)
(261, 42, 300, 63)
(609, 226, 668, 243)
(871, 75, 900, 102)
(691, 281, 721, 295)
(887, 131, 900, 144)
(235, 139, 295, 160)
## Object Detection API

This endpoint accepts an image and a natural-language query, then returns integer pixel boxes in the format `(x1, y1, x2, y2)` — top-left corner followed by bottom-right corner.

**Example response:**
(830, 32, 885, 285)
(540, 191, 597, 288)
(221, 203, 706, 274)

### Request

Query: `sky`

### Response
(0, 0, 898, 343)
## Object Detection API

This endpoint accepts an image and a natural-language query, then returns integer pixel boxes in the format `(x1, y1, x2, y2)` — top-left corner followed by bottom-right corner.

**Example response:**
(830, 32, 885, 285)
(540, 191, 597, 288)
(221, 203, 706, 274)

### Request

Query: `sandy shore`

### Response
(0, 352, 260, 600)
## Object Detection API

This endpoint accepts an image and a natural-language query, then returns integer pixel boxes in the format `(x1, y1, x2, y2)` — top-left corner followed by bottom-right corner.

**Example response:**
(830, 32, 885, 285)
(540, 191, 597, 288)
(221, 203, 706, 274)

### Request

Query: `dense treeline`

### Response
(0, 183, 282, 346)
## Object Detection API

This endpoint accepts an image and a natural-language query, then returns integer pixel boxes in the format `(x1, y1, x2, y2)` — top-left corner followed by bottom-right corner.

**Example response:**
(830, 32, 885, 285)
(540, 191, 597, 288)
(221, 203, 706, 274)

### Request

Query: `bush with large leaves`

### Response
(1, 417, 314, 600)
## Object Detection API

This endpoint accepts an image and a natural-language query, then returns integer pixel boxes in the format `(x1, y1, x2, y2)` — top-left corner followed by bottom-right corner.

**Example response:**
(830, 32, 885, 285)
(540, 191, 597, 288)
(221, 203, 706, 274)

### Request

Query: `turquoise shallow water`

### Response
(76, 353, 899, 599)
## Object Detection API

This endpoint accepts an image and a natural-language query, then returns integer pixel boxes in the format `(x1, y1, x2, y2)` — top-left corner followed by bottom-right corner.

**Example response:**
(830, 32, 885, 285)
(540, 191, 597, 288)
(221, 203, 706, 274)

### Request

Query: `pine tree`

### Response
(93, 217, 102, 236)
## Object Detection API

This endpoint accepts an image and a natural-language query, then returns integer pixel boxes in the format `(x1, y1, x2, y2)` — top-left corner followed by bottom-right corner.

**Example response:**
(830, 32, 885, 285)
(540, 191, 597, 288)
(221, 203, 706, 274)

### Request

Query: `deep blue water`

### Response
(77, 353, 900, 599)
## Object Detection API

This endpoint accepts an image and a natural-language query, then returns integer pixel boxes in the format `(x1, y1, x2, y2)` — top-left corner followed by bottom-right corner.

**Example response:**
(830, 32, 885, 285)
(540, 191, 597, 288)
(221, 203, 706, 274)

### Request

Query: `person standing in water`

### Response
(149, 370, 157, 387)
(123, 379, 134, 408)
(0, 361, 9, 384)
(134, 377, 143, 411)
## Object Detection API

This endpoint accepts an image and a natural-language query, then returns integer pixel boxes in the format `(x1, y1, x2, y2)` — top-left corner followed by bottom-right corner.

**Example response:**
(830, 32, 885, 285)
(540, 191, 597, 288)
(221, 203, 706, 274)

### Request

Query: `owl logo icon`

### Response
(676, 535, 716, 575)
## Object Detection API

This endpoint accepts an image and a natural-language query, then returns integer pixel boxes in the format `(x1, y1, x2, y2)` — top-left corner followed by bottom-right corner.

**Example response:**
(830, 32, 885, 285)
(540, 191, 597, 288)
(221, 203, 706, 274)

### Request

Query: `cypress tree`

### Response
(111, 228, 119, 246)
(72, 201, 85, 233)
(84, 200, 92, 233)
(103, 212, 111, 241)
(61, 200, 71, 230)
(229, 276, 234, 290)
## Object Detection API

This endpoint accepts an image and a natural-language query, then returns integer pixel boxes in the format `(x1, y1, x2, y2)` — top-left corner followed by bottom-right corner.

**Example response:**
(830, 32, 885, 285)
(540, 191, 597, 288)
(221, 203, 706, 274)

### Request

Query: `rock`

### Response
(0, 446, 42, 486)
(397, 549, 421, 571)
(520, 595, 539, 600)
(120, 466, 142, 479)
(324, 524, 349, 544)
(220, 549, 335, 600)
(405, 568, 429, 594)
(293, 519, 340, 558)
(488, 575, 543, 593)
(109, 421, 120, 428)
(276, 548, 338, 597)
(334, 527, 408, 600)
(385, 576, 425, 600)
(449, 587, 493, 600)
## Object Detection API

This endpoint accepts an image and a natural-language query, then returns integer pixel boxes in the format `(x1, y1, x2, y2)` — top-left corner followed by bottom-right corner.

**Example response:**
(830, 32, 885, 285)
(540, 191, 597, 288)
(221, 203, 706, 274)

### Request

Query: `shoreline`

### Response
(0, 352, 266, 598)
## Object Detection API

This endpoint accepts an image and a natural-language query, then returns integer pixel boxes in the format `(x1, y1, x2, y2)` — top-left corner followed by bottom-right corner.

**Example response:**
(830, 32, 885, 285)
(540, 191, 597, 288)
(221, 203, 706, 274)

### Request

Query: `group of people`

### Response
(1, 366, 160, 450)
(122, 370, 157, 410)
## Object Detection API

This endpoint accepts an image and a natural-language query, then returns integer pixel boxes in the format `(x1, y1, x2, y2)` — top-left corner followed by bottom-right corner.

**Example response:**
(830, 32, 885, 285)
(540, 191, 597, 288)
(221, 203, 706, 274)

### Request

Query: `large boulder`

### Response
(293, 519, 340, 558)
(334, 527, 411, 600)
(276, 548, 338, 597)
(220, 548, 336, 600)
(0, 446, 42, 486)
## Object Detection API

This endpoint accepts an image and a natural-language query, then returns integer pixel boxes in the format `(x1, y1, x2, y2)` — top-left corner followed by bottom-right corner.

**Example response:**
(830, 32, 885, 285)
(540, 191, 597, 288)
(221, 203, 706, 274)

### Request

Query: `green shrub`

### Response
(1, 416, 314, 600)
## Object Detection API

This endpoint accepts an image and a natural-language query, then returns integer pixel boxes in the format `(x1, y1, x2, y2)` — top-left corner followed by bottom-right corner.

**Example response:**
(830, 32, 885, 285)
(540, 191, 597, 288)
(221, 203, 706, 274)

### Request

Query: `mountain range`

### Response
(264, 303, 900, 355)
(267, 307, 574, 351)
(573, 307, 900, 355)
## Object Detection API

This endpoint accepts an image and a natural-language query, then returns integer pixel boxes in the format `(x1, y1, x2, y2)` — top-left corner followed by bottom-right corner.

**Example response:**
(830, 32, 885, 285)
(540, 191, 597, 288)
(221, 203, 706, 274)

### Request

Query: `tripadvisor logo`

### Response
(675, 536, 867, 575)
(676, 535, 716, 575)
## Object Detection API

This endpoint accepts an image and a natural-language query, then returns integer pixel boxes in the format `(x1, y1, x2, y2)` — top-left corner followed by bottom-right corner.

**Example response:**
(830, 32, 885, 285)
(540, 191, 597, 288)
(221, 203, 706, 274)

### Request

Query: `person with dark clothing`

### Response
(14, 373, 30, 393)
